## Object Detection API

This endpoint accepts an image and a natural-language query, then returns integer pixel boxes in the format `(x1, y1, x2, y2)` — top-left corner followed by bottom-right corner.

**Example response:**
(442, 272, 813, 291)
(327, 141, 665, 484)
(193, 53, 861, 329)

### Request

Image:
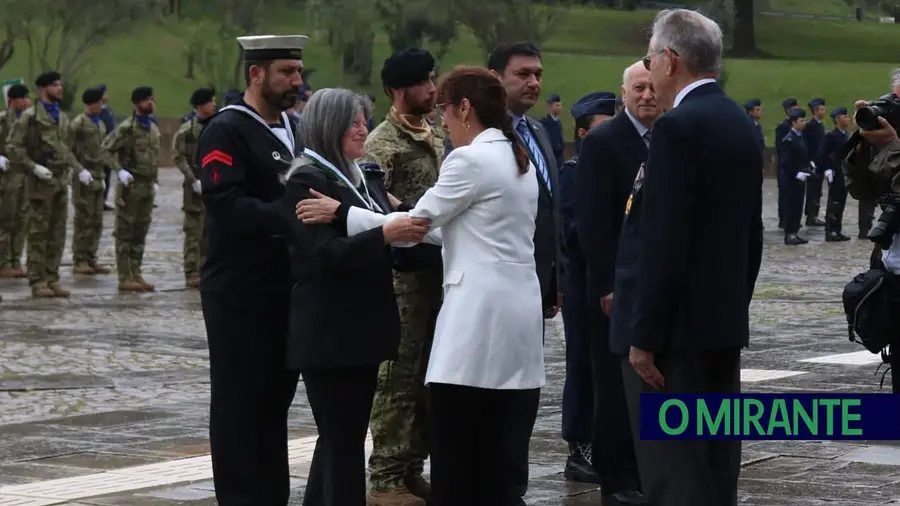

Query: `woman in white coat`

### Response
(297, 65, 545, 506)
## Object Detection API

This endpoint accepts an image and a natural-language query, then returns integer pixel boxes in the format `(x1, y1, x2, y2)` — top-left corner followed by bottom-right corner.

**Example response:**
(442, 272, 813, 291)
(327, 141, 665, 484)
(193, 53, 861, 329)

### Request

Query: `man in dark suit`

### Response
(574, 60, 657, 506)
(540, 93, 565, 167)
(488, 41, 563, 505)
(615, 9, 764, 506)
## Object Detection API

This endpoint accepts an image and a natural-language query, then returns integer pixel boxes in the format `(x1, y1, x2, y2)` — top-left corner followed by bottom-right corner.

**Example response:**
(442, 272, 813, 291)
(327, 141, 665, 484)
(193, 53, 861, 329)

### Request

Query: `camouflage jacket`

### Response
(0, 110, 14, 157)
(68, 114, 117, 184)
(171, 116, 203, 186)
(5, 104, 83, 176)
(359, 112, 445, 294)
(102, 116, 161, 184)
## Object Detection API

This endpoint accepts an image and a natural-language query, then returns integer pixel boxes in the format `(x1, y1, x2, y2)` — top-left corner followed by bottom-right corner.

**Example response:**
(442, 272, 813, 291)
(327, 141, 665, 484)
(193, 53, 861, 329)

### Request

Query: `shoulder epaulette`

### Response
(781, 133, 794, 143)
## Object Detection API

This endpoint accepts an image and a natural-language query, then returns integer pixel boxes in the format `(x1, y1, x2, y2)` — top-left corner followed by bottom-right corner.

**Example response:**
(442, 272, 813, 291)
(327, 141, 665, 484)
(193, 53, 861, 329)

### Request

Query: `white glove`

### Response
(0, 155, 8, 172)
(825, 169, 834, 183)
(153, 183, 159, 195)
(118, 169, 133, 186)
(795, 172, 808, 182)
(102, 179, 107, 190)
(192, 180, 202, 194)
(78, 169, 93, 185)
(32, 164, 52, 180)
(809, 161, 817, 170)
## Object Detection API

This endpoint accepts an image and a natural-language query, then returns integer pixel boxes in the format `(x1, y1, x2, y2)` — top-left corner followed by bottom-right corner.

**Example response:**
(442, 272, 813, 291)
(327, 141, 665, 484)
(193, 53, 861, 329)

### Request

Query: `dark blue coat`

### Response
(802, 118, 825, 174)
(779, 131, 811, 178)
(774, 119, 790, 154)
(819, 128, 849, 186)
(539, 114, 565, 167)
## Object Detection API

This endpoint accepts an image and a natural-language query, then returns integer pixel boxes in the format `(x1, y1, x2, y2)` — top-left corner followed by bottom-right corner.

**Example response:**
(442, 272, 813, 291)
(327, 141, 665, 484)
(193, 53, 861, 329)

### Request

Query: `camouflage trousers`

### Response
(26, 173, 68, 286)
(183, 188, 205, 278)
(114, 182, 154, 281)
(0, 172, 27, 269)
(71, 180, 105, 265)
(368, 285, 442, 491)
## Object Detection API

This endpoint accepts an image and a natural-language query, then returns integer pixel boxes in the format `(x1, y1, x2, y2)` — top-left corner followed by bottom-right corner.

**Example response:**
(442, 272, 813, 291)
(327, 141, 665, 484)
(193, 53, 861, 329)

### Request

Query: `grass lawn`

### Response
(0, 3, 895, 139)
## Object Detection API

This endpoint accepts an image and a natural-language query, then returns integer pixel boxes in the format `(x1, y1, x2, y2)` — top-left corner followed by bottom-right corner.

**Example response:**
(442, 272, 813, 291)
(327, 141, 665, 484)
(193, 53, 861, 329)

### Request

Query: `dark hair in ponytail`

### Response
(436, 65, 530, 175)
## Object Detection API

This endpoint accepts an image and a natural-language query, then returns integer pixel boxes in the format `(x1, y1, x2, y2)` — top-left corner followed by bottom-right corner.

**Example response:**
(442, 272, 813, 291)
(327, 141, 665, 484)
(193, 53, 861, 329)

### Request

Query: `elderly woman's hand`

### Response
(296, 189, 341, 224)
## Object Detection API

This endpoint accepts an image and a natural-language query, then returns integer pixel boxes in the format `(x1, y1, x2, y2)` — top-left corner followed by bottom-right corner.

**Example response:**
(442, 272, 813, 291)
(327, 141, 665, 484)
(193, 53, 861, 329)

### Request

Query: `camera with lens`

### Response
(855, 94, 900, 131)
(868, 195, 900, 249)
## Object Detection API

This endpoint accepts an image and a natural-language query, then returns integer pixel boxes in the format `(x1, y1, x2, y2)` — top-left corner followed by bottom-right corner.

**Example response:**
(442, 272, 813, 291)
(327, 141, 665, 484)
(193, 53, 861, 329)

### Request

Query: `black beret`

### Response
(381, 48, 436, 90)
(131, 86, 153, 104)
(35, 71, 61, 88)
(6, 84, 28, 100)
(82, 87, 104, 105)
(190, 87, 215, 107)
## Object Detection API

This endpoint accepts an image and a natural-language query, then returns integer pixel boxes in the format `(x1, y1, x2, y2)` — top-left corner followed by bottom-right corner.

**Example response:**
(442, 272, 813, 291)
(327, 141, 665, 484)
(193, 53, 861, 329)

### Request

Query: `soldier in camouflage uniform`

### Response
(102, 86, 161, 293)
(172, 88, 216, 288)
(361, 48, 444, 506)
(6, 71, 86, 297)
(67, 87, 116, 275)
(0, 83, 31, 280)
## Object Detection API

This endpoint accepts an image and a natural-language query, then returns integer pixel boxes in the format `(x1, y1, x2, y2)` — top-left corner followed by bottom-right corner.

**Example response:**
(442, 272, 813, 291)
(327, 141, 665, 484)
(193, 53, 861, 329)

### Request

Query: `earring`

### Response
(464, 122, 470, 131)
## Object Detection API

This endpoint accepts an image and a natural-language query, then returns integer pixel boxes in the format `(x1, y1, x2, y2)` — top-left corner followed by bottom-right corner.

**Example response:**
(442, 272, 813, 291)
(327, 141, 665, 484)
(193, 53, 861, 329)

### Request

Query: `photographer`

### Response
(842, 99, 900, 392)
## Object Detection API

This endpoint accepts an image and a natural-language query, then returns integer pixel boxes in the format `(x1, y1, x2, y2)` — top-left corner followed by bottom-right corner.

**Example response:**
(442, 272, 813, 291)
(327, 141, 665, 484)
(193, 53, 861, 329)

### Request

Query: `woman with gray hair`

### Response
(280, 88, 430, 505)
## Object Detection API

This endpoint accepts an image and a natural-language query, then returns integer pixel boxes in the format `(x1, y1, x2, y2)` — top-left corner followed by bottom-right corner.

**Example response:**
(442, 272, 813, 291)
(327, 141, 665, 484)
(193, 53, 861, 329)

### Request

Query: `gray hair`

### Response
(286, 88, 369, 184)
(891, 68, 900, 89)
(649, 9, 723, 76)
(623, 60, 645, 87)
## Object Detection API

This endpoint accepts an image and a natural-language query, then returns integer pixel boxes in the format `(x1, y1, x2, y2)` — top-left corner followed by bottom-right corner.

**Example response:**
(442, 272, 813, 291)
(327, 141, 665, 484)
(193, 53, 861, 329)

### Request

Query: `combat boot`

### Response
(73, 263, 95, 275)
(48, 283, 71, 298)
(89, 263, 111, 275)
(118, 279, 145, 292)
(366, 487, 426, 506)
(134, 276, 156, 292)
(31, 284, 55, 298)
(186, 276, 200, 289)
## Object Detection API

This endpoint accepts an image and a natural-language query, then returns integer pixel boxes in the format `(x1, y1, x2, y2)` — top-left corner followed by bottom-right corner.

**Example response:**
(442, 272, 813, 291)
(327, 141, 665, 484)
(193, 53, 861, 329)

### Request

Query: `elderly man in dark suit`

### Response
(613, 9, 764, 506)
(574, 60, 658, 506)
(487, 41, 563, 505)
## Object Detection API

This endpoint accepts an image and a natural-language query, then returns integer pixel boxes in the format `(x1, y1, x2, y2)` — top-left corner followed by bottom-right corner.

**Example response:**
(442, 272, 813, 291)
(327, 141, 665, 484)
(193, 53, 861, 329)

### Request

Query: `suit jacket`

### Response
(518, 116, 564, 309)
(612, 82, 764, 355)
(410, 128, 544, 390)
(281, 160, 401, 371)
(575, 111, 648, 308)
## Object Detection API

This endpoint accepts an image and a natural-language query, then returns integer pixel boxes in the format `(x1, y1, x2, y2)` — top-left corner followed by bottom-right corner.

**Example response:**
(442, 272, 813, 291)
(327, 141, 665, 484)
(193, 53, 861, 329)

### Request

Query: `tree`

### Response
(184, 20, 243, 92)
(731, 0, 757, 55)
(307, 0, 379, 85)
(448, 0, 568, 54)
(376, 0, 458, 67)
(0, 0, 22, 74)
(21, 0, 163, 108)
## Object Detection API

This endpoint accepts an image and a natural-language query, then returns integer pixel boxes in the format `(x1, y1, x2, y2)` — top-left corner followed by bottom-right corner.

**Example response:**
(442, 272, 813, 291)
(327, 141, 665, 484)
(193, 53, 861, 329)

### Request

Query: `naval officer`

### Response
(197, 34, 306, 505)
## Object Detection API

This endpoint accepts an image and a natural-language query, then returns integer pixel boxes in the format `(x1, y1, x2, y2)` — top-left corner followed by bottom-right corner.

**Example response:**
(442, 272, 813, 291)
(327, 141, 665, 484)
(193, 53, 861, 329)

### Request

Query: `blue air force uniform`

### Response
(743, 99, 764, 158)
(775, 98, 798, 227)
(559, 92, 617, 484)
(803, 97, 827, 225)
(540, 94, 566, 168)
(780, 108, 813, 244)
(821, 107, 852, 240)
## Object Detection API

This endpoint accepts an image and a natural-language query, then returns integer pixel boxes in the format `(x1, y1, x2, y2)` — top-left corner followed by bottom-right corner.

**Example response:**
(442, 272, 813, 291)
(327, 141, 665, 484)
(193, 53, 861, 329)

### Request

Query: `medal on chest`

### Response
(625, 163, 645, 216)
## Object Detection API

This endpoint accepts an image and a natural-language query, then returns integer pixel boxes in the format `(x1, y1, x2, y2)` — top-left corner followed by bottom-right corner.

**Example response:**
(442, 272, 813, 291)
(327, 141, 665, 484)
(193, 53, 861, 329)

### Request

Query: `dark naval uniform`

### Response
(802, 97, 827, 226)
(196, 35, 306, 506)
(775, 98, 799, 227)
(821, 107, 851, 241)
(780, 108, 813, 244)
(540, 94, 565, 168)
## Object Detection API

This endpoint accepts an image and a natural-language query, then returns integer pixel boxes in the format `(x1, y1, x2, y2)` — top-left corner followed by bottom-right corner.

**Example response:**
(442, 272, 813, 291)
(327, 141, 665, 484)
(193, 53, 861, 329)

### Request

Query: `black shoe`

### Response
(103, 203, 114, 211)
(563, 442, 602, 484)
(826, 232, 851, 242)
(859, 232, 869, 239)
(602, 489, 647, 505)
(784, 234, 809, 245)
(778, 221, 784, 229)
(806, 217, 825, 226)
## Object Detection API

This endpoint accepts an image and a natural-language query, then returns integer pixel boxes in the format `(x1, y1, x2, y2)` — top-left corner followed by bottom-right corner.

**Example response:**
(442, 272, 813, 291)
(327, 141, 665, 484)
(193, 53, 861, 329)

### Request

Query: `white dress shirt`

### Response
(672, 78, 718, 109)
(344, 128, 545, 390)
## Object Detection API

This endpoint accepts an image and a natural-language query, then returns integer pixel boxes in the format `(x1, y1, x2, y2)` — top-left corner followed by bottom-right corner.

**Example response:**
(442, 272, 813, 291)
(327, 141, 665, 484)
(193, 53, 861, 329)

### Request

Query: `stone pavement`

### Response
(1, 171, 900, 505)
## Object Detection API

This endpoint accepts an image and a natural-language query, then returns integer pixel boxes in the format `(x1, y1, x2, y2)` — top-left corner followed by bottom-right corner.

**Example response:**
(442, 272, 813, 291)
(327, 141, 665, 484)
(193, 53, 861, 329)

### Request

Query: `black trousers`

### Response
(776, 168, 784, 224)
(622, 348, 742, 506)
(429, 383, 540, 506)
(860, 199, 877, 237)
(589, 308, 640, 492)
(825, 179, 848, 235)
(783, 177, 806, 235)
(103, 167, 112, 202)
(301, 365, 379, 506)
(805, 173, 823, 219)
(202, 291, 301, 506)
(561, 292, 594, 443)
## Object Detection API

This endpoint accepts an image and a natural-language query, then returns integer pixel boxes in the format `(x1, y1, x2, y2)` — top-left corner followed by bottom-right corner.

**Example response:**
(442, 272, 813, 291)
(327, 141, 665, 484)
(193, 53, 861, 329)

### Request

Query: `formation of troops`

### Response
(0, 73, 218, 301)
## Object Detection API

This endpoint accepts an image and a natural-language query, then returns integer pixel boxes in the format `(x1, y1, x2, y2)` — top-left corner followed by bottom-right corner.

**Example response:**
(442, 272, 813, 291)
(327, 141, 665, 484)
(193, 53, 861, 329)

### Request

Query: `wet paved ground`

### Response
(1, 171, 899, 505)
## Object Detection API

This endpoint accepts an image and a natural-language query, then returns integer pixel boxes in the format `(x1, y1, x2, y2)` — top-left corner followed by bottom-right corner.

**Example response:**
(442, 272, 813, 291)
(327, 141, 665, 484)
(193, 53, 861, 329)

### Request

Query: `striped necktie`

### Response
(643, 129, 652, 148)
(516, 119, 551, 192)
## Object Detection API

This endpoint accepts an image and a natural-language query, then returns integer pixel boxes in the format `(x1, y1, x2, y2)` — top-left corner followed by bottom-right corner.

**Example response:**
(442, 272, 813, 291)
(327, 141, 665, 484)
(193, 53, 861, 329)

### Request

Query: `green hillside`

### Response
(0, 1, 896, 139)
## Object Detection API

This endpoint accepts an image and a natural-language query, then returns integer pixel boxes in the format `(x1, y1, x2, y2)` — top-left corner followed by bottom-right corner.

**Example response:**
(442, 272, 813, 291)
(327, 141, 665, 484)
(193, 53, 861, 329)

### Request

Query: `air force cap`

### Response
(547, 94, 561, 104)
(788, 108, 806, 121)
(743, 99, 761, 111)
(782, 98, 798, 110)
(830, 106, 848, 119)
(808, 97, 825, 109)
(570, 92, 617, 120)
(237, 35, 309, 61)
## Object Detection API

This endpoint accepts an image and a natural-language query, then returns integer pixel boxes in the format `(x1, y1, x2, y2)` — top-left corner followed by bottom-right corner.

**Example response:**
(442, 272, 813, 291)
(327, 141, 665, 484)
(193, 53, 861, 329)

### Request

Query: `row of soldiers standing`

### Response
(0, 70, 213, 301)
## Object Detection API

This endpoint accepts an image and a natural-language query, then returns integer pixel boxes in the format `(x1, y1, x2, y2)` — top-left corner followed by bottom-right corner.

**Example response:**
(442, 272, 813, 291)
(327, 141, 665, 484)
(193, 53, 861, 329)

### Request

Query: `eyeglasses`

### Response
(642, 47, 679, 70)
